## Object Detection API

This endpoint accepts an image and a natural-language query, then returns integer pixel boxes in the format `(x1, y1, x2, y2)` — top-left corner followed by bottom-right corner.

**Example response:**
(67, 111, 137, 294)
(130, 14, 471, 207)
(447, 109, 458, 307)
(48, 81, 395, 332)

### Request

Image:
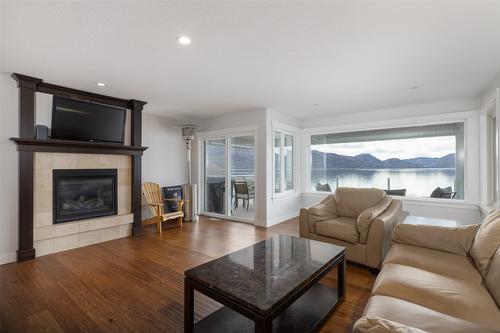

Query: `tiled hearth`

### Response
(33, 153, 133, 257)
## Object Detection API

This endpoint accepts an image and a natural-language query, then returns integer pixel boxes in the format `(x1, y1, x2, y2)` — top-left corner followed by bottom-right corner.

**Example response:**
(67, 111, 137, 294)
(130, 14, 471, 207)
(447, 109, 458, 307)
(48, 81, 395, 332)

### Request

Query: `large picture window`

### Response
(274, 131, 295, 193)
(310, 123, 465, 199)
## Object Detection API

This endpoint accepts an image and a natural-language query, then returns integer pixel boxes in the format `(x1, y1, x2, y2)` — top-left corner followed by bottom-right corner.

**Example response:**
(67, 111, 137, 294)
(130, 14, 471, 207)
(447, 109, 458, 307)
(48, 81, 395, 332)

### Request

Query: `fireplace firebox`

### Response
(53, 169, 118, 224)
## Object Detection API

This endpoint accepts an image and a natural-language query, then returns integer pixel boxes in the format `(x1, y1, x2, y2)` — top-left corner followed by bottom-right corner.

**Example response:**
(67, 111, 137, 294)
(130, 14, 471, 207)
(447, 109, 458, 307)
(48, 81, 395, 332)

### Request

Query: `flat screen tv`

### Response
(51, 96, 126, 144)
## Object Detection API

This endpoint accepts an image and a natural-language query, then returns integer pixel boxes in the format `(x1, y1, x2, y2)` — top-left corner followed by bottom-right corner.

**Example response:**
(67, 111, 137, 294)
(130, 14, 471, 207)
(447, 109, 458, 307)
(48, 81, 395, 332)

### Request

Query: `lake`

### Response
(311, 168, 457, 198)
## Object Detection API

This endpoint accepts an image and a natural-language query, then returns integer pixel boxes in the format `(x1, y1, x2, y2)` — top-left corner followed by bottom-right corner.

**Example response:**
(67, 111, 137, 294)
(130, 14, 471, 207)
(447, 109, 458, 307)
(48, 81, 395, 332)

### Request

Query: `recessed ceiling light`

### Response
(178, 36, 191, 45)
(96, 82, 106, 87)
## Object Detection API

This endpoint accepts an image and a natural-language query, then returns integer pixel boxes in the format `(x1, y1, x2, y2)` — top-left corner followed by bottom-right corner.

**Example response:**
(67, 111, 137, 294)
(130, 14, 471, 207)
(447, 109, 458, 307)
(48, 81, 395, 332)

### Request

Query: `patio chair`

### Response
(233, 181, 255, 211)
(430, 186, 457, 199)
(315, 182, 332, 192)
(142, 182, 185, 233)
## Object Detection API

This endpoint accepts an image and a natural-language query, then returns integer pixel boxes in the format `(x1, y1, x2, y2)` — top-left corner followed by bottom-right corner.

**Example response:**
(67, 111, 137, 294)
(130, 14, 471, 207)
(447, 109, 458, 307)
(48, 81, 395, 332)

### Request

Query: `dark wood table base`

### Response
(185, 254, 346, 333)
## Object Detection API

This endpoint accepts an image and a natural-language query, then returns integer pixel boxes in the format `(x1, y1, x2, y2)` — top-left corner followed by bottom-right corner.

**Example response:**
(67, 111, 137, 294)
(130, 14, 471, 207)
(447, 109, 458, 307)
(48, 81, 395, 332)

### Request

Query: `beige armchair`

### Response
(299, 187, 402, 269)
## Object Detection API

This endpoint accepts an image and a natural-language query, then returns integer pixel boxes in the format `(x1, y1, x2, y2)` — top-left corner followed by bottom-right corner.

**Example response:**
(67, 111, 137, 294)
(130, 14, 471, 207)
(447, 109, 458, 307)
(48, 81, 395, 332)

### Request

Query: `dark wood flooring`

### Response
(0, 217, 375, 332)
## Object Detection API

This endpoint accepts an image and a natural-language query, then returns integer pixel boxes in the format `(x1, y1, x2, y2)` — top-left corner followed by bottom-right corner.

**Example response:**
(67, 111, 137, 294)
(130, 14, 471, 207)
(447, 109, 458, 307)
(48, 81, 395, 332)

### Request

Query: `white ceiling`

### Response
(1, 1, 500, 121)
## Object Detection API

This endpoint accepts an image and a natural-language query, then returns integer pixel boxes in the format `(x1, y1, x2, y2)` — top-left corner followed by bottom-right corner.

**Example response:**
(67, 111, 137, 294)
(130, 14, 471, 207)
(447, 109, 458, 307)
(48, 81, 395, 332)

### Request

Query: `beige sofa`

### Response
(299, 187, 402, 269)
(354, 210, 500, 333)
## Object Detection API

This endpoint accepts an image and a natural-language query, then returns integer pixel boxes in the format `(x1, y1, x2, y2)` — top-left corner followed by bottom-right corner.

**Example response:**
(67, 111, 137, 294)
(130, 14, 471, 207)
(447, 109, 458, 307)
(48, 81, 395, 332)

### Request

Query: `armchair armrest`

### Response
(366, 199, 403, 268)
(299, 208, 310, 238)
(358, 196, 392, 243)
(306, 195, 338, 232)
(392, 223, 479, 256)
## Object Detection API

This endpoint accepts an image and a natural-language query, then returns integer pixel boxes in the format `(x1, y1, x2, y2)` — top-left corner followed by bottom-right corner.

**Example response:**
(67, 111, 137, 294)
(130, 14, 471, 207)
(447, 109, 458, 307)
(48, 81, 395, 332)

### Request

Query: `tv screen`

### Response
(51, 96, 126, 144)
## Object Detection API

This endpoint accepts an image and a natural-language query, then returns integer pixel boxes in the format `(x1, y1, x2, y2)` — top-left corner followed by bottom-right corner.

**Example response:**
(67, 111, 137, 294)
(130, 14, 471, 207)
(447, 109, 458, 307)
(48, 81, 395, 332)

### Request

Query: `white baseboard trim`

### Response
(0, 252, 17, 265)
(267, 211, 299, 227)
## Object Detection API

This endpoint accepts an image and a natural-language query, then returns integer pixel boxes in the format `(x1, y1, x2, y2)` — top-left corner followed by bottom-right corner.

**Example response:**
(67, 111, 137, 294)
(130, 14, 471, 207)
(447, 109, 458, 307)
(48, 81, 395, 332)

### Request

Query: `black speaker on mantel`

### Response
(35, 125, 49, 140)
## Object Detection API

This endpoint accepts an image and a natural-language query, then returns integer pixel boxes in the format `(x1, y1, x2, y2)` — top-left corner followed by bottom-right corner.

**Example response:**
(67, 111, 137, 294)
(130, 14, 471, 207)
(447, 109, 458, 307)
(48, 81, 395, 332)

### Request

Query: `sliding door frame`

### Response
(197, 126, 257, 224)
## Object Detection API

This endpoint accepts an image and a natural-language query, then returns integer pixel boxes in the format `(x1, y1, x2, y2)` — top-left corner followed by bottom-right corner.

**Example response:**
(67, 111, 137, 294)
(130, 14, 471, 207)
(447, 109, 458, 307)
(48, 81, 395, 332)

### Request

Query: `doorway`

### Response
(202, 134, 256, 222)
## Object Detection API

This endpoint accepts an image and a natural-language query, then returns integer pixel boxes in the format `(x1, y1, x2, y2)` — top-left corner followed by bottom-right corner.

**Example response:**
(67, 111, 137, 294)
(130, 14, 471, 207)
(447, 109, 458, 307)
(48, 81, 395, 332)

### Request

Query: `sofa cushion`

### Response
(486, 247, 500, 308)
(372, 263, 500, 330)
(391, 223, 479, 256)
(384, 243, 482, 284)
(314, 217, 358, 243)
(357, 196, 392, 244)
(470, 210, 500, 278)
(362, 295, 500, 333)
(335, 187, 386, 218)
(353, 315, 428, 333)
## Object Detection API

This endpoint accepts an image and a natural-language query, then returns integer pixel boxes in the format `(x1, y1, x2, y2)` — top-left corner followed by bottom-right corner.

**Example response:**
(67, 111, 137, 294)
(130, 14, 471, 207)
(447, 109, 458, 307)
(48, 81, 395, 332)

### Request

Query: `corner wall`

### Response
(0, 73, 187, 264)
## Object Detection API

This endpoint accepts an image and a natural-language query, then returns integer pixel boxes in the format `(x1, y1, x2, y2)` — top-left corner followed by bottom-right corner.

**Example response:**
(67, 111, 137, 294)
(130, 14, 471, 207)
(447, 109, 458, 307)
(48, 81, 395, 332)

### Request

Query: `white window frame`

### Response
(303, 115, 472, 203)
(479, 89, 499, 211)
(272, 123, 298, 197)
(490, 114, 498, 206)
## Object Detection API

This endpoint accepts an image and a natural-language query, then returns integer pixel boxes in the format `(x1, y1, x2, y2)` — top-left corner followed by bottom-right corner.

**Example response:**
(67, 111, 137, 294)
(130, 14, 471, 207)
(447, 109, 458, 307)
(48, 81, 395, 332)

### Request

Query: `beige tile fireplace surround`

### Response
(33, 152, 133, 257)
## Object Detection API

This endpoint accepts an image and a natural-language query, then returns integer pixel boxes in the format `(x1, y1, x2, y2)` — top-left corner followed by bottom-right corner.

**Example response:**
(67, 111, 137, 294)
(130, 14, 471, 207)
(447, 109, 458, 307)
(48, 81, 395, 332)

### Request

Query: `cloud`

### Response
(312, 136, 455, 160)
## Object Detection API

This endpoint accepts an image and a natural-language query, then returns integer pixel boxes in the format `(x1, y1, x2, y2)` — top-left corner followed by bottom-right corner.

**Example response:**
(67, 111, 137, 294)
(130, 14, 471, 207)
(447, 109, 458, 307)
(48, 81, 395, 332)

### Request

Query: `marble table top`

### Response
(185, 234, 345, 315)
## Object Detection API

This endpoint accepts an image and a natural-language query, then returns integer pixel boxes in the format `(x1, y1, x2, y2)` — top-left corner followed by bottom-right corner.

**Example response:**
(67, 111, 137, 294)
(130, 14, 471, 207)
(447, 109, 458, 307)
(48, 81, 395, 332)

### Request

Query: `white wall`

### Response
(142, 114, 187, 186)
(0, 73, 19, 264)
(0, 72, 187, 264)
(193, 108, 304, 227)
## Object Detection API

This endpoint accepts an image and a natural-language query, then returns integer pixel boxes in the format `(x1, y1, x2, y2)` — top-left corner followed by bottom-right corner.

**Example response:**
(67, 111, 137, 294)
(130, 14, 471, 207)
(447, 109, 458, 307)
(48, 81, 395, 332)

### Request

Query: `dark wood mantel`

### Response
(11, 73, 148, 262)
(10, 138, 148, 155)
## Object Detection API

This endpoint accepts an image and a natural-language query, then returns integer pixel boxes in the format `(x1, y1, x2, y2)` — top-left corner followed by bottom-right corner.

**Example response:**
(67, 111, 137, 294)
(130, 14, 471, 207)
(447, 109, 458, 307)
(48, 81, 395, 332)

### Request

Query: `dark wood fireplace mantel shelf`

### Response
(10, 138, 148, 156)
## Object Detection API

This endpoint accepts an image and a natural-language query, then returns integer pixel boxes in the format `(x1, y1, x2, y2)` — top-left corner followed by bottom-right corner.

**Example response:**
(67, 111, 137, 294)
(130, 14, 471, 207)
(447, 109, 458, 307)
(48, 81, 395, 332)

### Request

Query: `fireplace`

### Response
(53, 169, 118, 224)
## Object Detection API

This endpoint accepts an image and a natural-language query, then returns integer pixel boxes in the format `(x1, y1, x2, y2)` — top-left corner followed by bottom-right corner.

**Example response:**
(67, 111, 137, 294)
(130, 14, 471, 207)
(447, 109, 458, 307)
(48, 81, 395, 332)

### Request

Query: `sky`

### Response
(312, 136, 455, 160)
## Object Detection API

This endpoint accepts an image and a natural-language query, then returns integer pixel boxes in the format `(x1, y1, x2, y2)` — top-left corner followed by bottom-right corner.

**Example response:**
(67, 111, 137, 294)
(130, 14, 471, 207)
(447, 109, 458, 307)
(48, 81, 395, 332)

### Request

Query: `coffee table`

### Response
(184, 234, 346, 333)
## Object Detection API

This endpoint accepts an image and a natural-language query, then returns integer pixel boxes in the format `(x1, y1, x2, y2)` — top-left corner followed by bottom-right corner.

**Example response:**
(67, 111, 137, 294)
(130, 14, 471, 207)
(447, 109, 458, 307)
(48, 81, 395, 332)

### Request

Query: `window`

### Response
(274, 130, 295, 193)
(309, 123, 465, 199)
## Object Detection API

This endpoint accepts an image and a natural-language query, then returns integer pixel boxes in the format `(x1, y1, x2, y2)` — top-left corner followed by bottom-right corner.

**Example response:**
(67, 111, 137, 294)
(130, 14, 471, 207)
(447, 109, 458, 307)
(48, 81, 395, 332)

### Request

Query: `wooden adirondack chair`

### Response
(142, 182, 184, 233)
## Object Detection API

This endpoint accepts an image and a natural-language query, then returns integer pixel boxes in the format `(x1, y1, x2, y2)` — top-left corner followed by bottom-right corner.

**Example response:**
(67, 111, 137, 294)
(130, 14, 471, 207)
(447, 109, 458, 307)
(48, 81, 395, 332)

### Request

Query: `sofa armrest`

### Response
(392, 223, 479, 256)
(353, 316, 428, 333)
(366, 199, 402, 268)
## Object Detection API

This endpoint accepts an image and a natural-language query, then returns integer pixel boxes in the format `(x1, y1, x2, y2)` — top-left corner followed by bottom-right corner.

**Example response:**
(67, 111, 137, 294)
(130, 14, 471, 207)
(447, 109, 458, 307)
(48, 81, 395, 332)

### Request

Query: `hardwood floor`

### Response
(0, 217, 375, 333)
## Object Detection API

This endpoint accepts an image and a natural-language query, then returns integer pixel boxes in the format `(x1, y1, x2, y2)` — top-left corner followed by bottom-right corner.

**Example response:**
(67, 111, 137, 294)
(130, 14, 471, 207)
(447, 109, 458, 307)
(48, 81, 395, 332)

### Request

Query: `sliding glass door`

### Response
(204, 138, 226, 214)
(229, 135, 255, 220)
(203, 134, 256, 222)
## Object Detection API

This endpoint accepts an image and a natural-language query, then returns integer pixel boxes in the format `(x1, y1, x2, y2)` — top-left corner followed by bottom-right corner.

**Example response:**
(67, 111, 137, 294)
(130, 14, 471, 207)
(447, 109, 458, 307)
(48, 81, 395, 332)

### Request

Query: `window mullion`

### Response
(280, 133, 286, 193)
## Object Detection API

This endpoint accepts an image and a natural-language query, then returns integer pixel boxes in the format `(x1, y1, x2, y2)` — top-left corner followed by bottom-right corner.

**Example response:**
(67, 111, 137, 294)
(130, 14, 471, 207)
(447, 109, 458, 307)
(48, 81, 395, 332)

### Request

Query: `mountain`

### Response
(311, 151, 455, 169)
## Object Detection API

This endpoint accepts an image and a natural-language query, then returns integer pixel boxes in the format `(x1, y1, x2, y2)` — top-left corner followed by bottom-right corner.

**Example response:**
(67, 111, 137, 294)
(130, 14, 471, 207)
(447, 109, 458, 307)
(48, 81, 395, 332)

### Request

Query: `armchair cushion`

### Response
(315, 217, 358, 243)
(470, 210, 500, 278)
(357, 196, 392, 243)
(335, 187, 387, 218)
(392, 223, 479, 256)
